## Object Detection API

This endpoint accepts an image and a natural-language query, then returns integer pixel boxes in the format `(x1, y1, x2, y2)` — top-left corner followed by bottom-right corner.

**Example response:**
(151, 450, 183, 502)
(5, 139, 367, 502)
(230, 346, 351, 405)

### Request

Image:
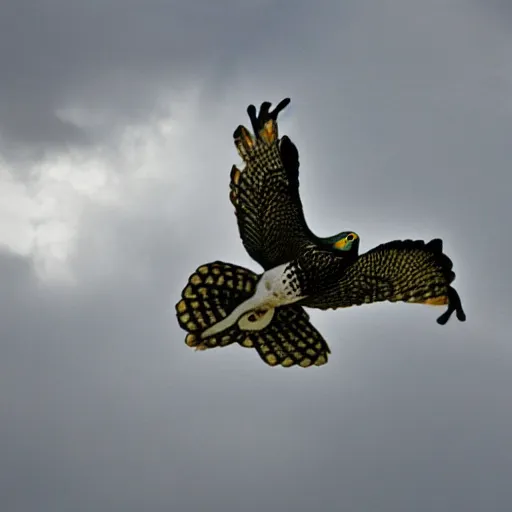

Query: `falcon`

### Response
(175, 99, 466, 367)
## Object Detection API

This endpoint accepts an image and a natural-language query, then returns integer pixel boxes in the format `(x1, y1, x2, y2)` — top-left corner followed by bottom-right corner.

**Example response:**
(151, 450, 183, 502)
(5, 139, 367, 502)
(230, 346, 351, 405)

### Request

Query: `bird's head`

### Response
(322, 231, 360, 255)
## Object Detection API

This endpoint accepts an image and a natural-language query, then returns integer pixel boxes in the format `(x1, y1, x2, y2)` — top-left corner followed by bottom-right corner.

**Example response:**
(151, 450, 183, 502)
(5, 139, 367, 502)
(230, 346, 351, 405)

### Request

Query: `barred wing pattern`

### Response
(303, 239, 466, 325)
(175, 98, 467, 369)
(229, 99, 315, 270)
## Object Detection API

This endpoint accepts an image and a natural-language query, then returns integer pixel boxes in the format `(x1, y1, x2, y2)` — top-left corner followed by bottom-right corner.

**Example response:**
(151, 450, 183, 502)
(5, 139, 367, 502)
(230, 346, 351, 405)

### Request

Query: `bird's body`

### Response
(175, 98, 466, 367)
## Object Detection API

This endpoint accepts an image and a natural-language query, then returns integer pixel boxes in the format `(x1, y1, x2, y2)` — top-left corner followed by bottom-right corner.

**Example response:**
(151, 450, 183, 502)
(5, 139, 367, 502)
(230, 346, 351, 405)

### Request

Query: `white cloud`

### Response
(0, 89, 206, 282)
(0, 164, 37, 256)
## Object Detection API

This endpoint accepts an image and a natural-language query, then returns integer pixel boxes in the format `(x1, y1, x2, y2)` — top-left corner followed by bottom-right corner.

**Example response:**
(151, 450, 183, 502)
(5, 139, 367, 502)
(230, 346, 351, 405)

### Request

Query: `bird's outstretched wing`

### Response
(229, 98, 315, 270)
(302, 238, 466, 325)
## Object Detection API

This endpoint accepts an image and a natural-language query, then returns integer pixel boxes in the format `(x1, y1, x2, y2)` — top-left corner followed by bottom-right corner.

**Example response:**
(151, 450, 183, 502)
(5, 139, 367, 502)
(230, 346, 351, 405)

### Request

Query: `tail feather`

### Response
(176, 261, 330, 367)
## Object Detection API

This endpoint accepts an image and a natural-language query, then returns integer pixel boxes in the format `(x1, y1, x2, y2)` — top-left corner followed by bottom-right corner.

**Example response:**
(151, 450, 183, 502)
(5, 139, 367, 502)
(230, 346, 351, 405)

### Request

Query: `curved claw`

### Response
(247, 104, 258, 135)
(436, 286, 466, 325)
(270, 98, 291, 120)
(247, 98, 291, 139)
(259, 101, 272, 120)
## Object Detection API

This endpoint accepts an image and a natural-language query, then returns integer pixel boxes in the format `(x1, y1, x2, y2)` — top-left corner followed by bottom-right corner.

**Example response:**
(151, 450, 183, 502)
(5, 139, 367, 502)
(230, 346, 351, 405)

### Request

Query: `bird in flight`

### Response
(176, 98, 466, 367)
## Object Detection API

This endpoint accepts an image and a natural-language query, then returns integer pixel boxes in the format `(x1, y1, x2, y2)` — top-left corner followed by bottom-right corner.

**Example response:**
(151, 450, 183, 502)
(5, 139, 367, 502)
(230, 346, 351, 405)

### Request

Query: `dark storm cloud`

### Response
(2, 0, 512, 511)
(0, 0, 338, 157)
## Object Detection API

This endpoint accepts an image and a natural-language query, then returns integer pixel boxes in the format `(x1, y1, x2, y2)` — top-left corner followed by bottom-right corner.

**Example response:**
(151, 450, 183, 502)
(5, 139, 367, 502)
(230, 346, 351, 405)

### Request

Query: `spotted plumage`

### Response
(229, 99, 327, 271)
(176, 262, 330, 367)
(176, 98, 466, 367)
(302, 238, 465, 325)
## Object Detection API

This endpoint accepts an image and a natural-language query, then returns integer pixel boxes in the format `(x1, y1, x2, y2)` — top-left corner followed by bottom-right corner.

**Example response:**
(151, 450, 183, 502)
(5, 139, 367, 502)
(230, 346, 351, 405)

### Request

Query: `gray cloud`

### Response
(0, 0, 331, 159)
(2, 0, 512, 511)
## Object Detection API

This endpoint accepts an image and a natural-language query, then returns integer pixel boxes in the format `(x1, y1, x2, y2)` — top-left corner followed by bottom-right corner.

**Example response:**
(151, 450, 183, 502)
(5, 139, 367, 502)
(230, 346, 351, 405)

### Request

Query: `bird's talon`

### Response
(247, 98, 291, 141)
(437, 286, 466, 325)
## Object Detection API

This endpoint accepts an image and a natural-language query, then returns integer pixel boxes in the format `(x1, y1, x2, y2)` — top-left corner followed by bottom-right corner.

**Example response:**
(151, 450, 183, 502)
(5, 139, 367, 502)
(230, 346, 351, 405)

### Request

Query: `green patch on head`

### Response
(322, 231, 360, 252)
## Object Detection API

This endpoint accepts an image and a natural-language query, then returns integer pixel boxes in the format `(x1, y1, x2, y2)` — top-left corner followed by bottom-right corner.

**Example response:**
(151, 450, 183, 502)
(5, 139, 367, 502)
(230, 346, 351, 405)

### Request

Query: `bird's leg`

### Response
(238, 308, 276, 331)
(436, 286, 467, 325)
(200, 290, 272, 339)
(200, 262, 305, 339)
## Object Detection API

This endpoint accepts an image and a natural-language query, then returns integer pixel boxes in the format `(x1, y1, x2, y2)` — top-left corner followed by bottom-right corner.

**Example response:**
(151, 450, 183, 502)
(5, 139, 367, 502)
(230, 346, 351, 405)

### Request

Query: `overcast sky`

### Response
(1, 0, 512, 511)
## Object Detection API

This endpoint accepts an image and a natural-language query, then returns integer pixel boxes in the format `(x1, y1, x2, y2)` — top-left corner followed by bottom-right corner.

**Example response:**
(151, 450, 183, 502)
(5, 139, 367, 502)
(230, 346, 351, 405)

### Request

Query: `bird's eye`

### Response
(346, 234, 355, 241)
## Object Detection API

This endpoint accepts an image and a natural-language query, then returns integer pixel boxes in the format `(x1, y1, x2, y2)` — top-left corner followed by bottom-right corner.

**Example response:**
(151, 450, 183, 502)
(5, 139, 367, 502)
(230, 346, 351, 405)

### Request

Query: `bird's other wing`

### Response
(302, 238, 466, 325)
(176, 261, 331, 367)
(229, 98, 315, 270)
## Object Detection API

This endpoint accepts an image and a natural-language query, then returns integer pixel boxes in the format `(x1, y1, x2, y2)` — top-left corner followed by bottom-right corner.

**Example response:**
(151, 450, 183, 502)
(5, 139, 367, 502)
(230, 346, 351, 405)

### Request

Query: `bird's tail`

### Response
(175, 261, 330, 367)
